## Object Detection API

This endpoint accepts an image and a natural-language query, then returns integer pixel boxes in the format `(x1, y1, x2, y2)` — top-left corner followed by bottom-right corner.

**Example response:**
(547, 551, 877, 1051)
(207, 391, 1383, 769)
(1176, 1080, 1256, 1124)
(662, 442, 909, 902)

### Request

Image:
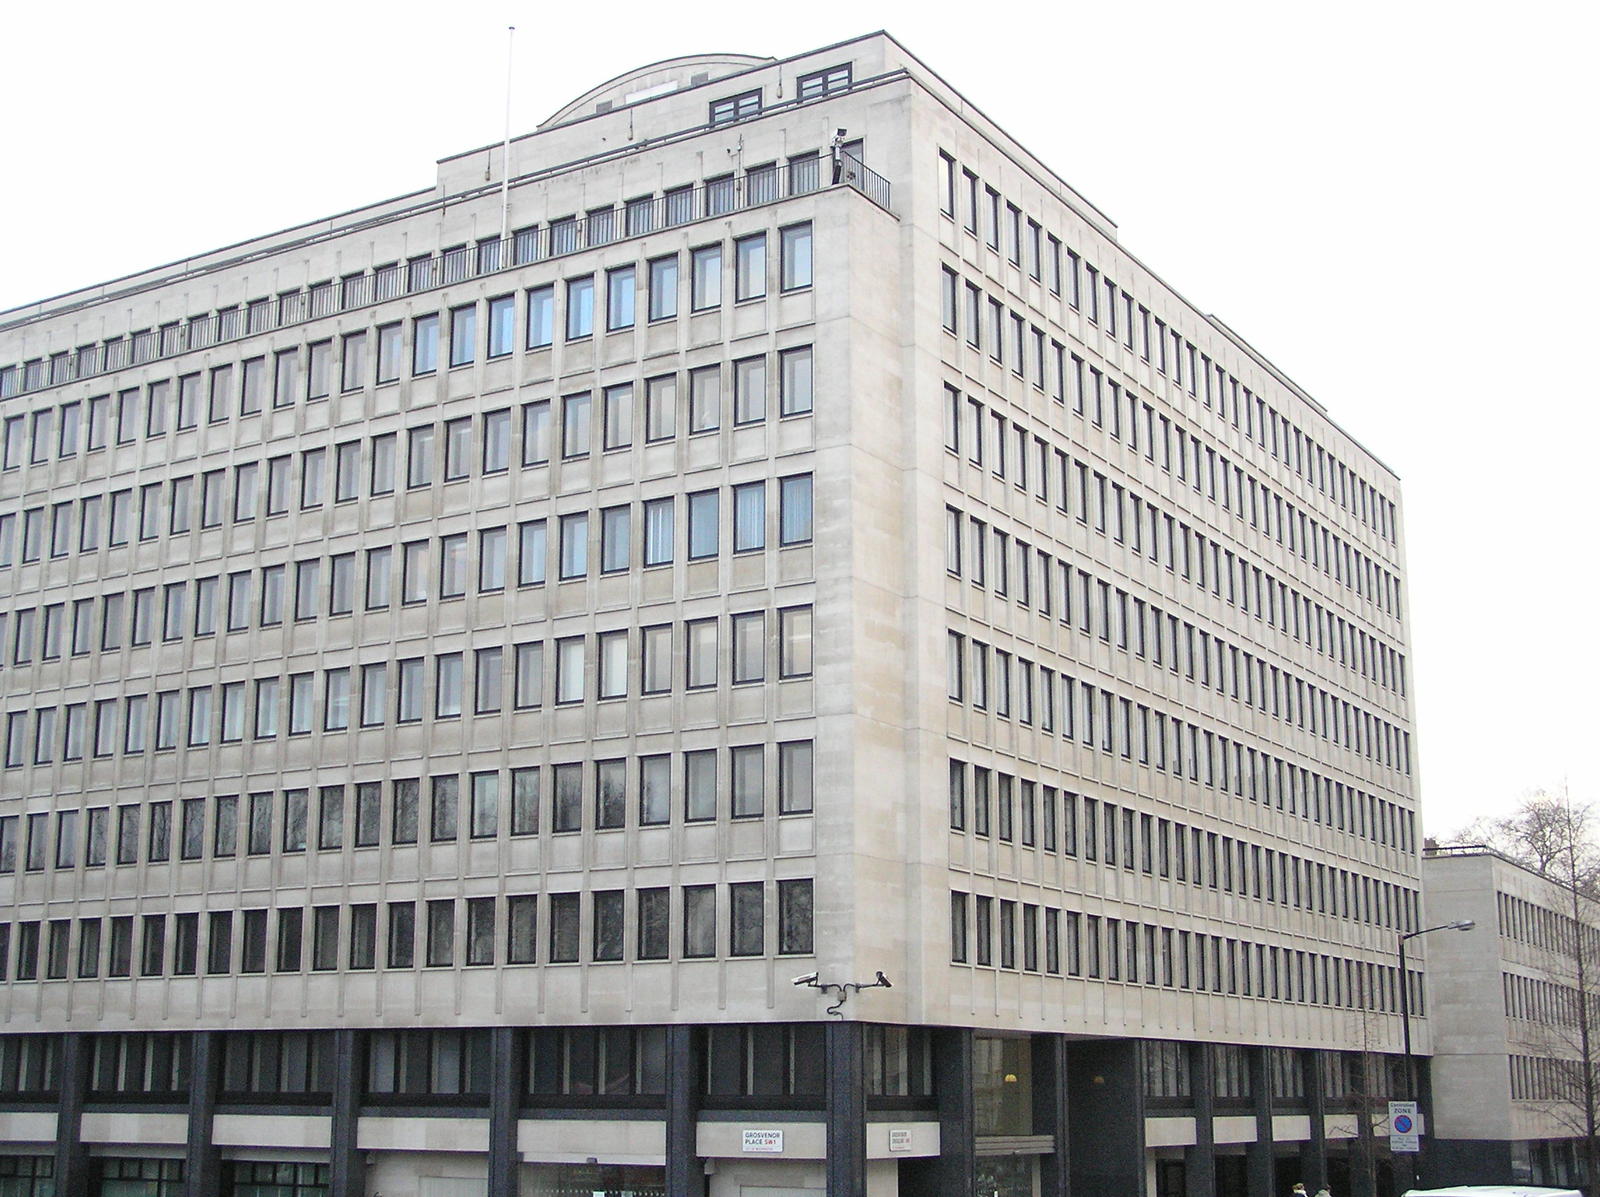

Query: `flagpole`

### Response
(500, 25, 516, 245)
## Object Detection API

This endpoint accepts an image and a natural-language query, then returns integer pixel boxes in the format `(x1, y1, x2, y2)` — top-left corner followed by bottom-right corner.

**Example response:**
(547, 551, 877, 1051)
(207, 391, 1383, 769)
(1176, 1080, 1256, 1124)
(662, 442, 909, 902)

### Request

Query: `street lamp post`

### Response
(1397, 918, 1475, 1190)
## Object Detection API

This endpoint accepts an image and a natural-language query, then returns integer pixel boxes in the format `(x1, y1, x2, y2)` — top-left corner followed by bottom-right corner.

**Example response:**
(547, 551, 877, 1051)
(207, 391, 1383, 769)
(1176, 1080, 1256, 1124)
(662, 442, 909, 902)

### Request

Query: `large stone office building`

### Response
(0, 32, 1422, 1197)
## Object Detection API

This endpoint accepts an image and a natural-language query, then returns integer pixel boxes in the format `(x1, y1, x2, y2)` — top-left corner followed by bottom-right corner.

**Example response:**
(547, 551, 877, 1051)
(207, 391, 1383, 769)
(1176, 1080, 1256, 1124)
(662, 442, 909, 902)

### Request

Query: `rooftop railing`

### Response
(0, 154, 893, 402)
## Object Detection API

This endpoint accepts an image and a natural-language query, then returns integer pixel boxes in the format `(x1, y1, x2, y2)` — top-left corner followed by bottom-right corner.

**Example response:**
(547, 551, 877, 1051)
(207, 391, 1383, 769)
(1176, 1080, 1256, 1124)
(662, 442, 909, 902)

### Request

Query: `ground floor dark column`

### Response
(899, 1027, 974, 1197)
(1067, 1039, 1145, 1196)
(487, 1027, 520, 1196)
(1034, 1034, 1069, 1197)
(826, 1021, 866, 1197)
(329, 1029, 366, 1197)
(1185, 1042, 1217, 1197)
(666, 1025, 706, 1197)
(1246, 1047, 1274, 1197)
(1350, 1055, 1377, 1197)
(183, 1031, 223, 1197)
(54, 1032, 91, 1197)
(1298, 1050, 1328, 1192)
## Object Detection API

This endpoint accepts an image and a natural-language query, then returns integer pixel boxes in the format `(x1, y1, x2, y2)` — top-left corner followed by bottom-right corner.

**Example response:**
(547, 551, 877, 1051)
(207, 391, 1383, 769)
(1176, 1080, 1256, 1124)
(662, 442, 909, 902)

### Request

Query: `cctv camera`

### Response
(875, 971, 893, 988)
(836, 128, 847, 138)
(791, 972, 819, 987)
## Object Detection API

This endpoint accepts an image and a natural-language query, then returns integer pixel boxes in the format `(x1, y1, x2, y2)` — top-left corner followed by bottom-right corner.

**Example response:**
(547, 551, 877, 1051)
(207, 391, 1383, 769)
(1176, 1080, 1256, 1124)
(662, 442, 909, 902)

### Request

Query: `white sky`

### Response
(3, 0, 1594, 837)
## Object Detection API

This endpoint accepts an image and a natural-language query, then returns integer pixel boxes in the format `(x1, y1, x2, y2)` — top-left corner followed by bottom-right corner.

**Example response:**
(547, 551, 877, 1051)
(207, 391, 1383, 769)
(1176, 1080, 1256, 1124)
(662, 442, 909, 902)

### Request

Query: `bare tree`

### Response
(1468, 791, 1600, 1191)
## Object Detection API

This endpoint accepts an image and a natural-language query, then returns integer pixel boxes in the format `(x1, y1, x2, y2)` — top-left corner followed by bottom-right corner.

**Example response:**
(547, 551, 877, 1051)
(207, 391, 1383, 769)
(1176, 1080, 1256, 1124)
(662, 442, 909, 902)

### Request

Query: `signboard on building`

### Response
(888, 1128, 913, 1152)
(1389, 1100, 1420, 1153)
(742, 1129, 784, 1153)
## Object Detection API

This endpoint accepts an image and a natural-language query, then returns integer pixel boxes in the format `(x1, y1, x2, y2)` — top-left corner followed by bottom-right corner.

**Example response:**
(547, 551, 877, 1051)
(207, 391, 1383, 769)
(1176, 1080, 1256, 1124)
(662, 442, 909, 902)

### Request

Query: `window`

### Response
(732, 745, 764, 817)
(521, 399, 551, 466)
(470, 772, 499, 839)
(778, 879, 814, 954)
(691, 245, 722, 310)
(559, 512, 588, 579)
(407, 425, 435, 488)
(412, 314, 439, 374)
(426, 899, 455, 967)
(556, 637, 585, 704)
(565, 276, 594, 339)
(689, 366, 720, 433)
(798, 63, 851, 99)
(562, 392, 591, 458)
(600, 506, 630, 573)
(779, 741, 813, 814)
(526, 285, 554, 348)
(733, 482, 765, 552)
(304, 341, 332, 399)
(779, 475, 813, 544)
(780, 223, 813, 290)
(732, 612, 765, 683)
(780, 346, 813, 415)
(684, 885, 716, 957)
(780, 606, 814, 677)
(734, 356, 766, 423)
(518, 520, 547, 586)
(641, 625, 672, 694)
(482, 408, 511, 473)
(639, 889, 670, 960)
(709, 89, 760, 125)
(642, 498, 674, 566)
(602, 384, 631, 450)
(449, 305, 477, 367)
(730, 882, 764, 955)
(735, 234, 767, 301)
(606, 266, 635, 330)
(487, 294, 515, 357)
(688, 490, 718, 559)
(648, 255, 678, 320)
(444, 416, 472, 480)
(376, 323, 402, 382)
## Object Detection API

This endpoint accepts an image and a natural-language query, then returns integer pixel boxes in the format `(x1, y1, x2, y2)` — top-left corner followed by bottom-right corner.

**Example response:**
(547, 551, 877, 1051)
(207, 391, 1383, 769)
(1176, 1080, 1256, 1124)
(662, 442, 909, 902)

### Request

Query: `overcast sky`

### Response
(3, 0, 1594, 836)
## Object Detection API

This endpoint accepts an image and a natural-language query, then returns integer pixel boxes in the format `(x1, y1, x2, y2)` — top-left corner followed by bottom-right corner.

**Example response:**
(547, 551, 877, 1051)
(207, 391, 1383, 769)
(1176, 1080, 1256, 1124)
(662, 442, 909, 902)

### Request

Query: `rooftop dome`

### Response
(539, 53, 774, 130)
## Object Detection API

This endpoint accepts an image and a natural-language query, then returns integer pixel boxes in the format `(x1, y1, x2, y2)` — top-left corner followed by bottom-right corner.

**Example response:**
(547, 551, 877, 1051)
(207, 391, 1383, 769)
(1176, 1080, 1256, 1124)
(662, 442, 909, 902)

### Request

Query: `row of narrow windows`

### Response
(947, 506, 1406, 768)
(2, 294, 815, 496)
(0, 602, 814, 767)
(948, 760, 1417, 928)
(942, 399, 1407, 691)
(0, 1021, 928, 1105)
(0, 470, 814, 676)
(1, 742, 818, 878)
(0, 878, 816, 984)
(950, 890, 1422, 1015)
(935, 148, 1396, 546)
(0, 141, 827, 397)
(1503, 969, 1597, 1027)
(937, 279, 1401, 623)
(1498, 888, 1600, 957)
(0, 340, 816, 581)
(946, 627, 1413, 821)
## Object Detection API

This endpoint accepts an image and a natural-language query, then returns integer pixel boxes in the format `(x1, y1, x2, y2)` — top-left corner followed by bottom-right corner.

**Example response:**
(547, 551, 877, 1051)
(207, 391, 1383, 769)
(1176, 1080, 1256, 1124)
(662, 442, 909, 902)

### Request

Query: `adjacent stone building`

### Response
(0, 32, 1422, 1197)
(1423, 845, 1595, 1191)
